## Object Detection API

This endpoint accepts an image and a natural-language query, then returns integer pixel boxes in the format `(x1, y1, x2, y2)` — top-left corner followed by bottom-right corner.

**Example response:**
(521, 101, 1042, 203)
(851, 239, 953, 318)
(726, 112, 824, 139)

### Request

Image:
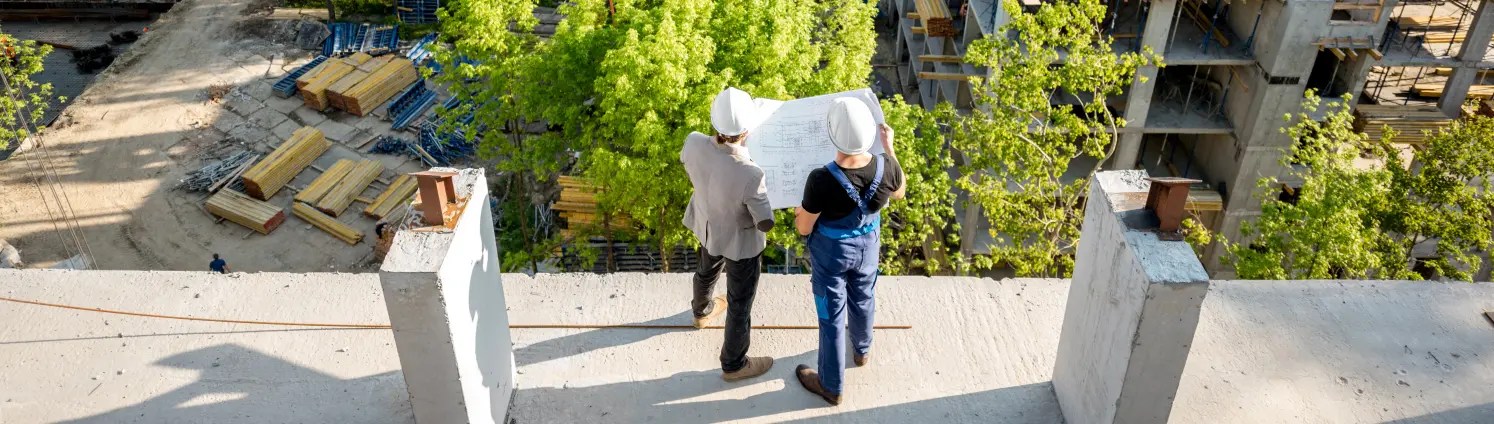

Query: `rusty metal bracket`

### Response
(1145, 177, 1202, 241)
(411, 170, 459, 226)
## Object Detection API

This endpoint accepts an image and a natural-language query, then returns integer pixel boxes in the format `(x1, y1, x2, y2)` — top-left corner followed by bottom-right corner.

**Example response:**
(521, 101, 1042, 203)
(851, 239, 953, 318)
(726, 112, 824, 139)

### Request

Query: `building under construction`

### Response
(890, 0, 1494, 278)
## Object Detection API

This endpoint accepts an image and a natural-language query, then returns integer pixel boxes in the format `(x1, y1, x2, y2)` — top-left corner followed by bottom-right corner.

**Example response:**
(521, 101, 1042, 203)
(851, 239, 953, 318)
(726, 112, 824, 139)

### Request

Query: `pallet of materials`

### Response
(1412, 83, 1494, 99)
(241, 127, 331, 200)
(911, 0, 956, 37)
(553, 176, 628, 237)
(315, 159, 384, 216)
(294, 159, 356, 204)
(299, 53, 374, 111)
(326, 55, 396, 111)
(206, 189, 286, 234)
(293, 202, 363, 244)
(365, 174, 418, 219)
(339, 57, 421, 116)
(1353, 105, 1452, 143)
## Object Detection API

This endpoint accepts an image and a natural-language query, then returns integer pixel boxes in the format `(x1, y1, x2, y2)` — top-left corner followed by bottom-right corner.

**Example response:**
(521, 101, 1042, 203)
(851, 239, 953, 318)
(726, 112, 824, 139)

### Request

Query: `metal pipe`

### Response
(1202, 0, 1224, 54)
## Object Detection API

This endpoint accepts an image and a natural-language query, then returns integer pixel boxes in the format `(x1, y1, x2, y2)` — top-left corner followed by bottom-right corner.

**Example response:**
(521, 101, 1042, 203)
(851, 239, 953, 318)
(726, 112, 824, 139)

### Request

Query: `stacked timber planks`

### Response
(241, 127, 330, 200)
(1412, 83, 1494, 99)
(911, 0, 956, 37)
(326, 55, 396, 111)
(294, 159, 356, 204)
(315, 159, 384, 216)
(553, 175, 627, 238)
(1353, 105, 1452, 143)
(300, 53, 373, 111)
(294, 202, 363, 244)
(365, 174, 417, 219)
(1185, 189, 1224, 212)
(206, 189, 286, 234)
(340, 58, 420, 116)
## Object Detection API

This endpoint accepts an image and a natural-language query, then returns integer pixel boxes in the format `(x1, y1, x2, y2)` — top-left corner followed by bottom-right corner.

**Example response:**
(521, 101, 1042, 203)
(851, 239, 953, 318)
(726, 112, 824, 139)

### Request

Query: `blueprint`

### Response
(747, 88, 885, 209)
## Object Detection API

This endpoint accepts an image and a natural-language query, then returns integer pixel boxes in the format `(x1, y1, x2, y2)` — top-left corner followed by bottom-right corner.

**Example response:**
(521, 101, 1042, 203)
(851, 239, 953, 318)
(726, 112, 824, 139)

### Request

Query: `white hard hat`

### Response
(826, 98, 875, 155)
(711, 87, 758, 136)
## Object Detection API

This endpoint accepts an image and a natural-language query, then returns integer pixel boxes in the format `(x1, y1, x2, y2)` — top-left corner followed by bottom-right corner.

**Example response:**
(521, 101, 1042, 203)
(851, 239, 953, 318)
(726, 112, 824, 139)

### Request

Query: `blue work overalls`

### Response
(808, 156, 883, 396)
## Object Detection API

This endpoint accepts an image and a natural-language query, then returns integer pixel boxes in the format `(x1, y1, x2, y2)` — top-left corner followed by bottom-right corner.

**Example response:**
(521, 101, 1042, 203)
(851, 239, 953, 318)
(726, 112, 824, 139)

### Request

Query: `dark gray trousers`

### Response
(692, 248, 762, 373)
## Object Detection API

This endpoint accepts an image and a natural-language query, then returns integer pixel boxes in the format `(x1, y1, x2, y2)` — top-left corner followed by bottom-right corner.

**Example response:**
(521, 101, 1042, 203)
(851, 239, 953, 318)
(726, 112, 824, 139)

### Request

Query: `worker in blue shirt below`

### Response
(792, 98, 905, 405)
(209, 253, 230, 274)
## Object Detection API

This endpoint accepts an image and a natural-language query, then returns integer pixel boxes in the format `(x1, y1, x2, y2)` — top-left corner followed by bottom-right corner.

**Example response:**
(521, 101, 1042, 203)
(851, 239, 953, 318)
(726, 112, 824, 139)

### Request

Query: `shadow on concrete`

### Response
(0, 327, 379, 345)
(56, 343, 411, 423)
(1379, 403, 1494, 423)
(513, 350, 823, 423)
(513, 311, 693, 367)
(778, 382, 1063, 423)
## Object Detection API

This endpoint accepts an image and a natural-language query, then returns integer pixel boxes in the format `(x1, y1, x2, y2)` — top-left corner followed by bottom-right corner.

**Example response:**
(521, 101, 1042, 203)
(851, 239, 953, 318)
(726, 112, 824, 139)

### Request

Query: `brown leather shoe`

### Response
(795, 365, 842, 405)
(722, 356, 774, 382)
(693, 296, 726, 329)
(854, 353, 869, 367)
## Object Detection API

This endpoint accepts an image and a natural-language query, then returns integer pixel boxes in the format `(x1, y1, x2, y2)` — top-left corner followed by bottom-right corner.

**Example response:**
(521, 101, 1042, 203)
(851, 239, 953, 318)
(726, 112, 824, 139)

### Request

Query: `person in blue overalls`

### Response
(792, 98, 905, 405)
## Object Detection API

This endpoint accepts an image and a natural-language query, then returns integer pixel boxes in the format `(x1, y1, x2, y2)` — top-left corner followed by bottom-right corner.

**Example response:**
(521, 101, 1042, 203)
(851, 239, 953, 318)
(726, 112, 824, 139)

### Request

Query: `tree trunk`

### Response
(325, 0, 336, 21)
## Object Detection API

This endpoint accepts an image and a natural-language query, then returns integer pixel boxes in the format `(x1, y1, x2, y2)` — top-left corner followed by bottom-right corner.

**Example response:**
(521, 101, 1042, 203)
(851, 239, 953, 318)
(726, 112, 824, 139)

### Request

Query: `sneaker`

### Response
(854, 352, 869, 367)
(693, 296, 726, 329)
(795, 365, 842, 405)
(722, 356, 774, 381)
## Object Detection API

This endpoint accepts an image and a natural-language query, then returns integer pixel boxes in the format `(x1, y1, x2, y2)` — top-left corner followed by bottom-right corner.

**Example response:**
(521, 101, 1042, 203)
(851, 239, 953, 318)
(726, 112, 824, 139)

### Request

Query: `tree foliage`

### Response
(0, 27, 58, 150)
(1224, 92, 1494, 280)
(435, 0, 876, 271)
(944, 0, 1158, 277)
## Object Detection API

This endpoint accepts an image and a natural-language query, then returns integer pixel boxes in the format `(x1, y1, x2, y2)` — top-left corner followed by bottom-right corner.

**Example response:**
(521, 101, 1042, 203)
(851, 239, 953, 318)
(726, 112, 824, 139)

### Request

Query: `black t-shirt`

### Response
(801, 154, 904, 221)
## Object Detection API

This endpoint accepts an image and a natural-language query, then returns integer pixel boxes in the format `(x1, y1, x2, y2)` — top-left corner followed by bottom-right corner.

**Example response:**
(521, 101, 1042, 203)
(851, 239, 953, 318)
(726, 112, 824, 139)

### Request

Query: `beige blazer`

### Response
(680, 132, 773, 260)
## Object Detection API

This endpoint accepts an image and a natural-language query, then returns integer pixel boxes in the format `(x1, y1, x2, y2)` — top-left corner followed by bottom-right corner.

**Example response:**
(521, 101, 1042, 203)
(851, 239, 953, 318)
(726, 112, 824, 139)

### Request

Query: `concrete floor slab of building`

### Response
(1, 267, 1491, 423)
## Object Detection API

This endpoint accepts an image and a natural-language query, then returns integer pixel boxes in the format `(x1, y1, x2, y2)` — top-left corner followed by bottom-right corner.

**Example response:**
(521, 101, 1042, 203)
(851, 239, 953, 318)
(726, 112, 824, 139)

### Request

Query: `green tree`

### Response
(0, 28, 58, 150)
(946, 0, 1158, 277)
(1224, 92, 1494, 280)
(437, 0, 877, 271)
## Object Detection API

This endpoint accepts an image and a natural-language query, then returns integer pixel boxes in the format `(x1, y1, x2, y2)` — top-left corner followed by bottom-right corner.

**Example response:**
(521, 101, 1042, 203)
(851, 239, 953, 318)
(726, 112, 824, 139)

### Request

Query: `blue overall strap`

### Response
(824, 156, 885, 214)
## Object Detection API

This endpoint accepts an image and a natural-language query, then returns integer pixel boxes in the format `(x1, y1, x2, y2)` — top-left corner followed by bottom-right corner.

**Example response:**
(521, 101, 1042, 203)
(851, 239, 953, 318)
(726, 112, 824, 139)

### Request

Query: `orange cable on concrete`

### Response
(0, 296, 912, 330)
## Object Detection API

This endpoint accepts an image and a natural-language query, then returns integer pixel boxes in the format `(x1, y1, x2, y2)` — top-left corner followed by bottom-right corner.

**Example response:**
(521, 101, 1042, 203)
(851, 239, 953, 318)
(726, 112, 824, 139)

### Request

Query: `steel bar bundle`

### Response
(365, 174, 418, 219)
(294, 202, 363, 244)
(1353, 105, 1453, 143)
(341, 57, 420, 116)
(179, 150, 256, 192)
(327, 55, 396, 111)
(315, 159, 384, 216)
(241, 127, 331, 200)
(207, 190, 287, 234)
(294, 159, 356, 204)
(300, 53, 373, 111)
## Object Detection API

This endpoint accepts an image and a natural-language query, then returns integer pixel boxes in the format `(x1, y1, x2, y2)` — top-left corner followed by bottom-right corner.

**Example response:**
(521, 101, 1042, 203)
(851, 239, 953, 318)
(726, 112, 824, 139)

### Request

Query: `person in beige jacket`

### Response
(679, 87, 775, 382)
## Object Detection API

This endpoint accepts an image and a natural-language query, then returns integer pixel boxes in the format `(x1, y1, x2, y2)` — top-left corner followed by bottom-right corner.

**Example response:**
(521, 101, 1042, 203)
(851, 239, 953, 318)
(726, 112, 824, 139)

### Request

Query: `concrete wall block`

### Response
(380, 168, 515, 424)
(1054, 170, 1210, 424)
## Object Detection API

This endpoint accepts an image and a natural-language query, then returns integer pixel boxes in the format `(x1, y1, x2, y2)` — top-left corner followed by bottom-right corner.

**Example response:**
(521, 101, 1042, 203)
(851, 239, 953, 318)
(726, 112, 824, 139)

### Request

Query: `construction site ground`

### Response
(0, 0, 431, 271)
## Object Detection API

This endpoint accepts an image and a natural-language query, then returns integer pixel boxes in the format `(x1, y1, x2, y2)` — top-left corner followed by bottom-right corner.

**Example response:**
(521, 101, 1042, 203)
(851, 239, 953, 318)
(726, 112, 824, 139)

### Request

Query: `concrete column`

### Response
(379, 168, 516, 424)
(1053, 170, 1210, 424)
(1114, 0, 1178, 169)
(1440, 0, 1494, 115)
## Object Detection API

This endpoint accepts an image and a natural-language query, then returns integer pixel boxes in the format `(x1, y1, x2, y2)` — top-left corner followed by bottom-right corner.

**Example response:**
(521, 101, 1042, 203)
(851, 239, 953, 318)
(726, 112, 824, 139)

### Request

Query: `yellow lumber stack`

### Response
(315, 159, 383, 216)
(364, 174, 417, 219)
(340, 57, 419, 116)
(1412, 83, 1494, 99)
(1353, 105, 1452, 143)
(206, 189, 287, 234)
(300, 53, 373, 111)
(241, 127, 330, 200)
(553, 175, 627, 238)
(294, 159, 355, 204)
(326, 55, 395, 111)
(295, 58, 338, 89)
(294, 202, 363, 244)
(912, 0, 956, 37)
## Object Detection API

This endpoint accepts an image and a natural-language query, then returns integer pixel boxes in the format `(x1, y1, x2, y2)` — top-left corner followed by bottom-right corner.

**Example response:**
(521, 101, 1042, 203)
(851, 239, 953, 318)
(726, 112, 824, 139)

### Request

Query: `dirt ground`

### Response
(0, 0, 430, 272)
